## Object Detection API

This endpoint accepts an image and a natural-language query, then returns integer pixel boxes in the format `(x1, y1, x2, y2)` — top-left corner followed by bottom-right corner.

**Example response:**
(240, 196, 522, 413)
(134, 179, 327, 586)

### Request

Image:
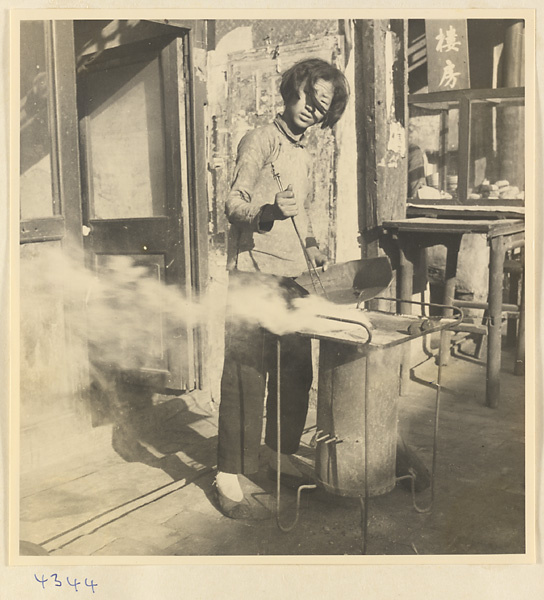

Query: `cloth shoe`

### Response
(213, 481, 254, 519)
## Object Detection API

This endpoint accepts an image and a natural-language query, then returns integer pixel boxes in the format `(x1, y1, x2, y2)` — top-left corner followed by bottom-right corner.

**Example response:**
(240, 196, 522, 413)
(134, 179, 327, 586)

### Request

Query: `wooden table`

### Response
(382, 217, 525, 408)
(407, 203, 525, 220)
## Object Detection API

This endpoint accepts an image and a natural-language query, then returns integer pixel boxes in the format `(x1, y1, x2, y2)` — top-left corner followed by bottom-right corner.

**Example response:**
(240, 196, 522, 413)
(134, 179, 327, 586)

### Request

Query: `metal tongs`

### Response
(270, 163, 328, 297)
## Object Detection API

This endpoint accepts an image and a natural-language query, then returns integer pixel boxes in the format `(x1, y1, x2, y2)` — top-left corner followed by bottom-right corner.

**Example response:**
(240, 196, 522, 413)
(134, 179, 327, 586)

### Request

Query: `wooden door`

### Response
(78, 33, 195, 396)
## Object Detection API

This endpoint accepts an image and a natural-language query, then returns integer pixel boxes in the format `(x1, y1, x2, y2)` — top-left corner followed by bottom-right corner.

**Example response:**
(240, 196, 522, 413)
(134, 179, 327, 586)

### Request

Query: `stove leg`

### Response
(399, 246, 414, 395)
(407, 330, 444, 514)
(360, 355, 370, 554)
(274, 337, 316, 533)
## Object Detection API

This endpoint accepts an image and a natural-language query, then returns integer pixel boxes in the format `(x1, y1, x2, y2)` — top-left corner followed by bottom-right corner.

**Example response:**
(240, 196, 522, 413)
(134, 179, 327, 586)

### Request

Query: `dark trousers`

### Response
(217, 279, 313, 475)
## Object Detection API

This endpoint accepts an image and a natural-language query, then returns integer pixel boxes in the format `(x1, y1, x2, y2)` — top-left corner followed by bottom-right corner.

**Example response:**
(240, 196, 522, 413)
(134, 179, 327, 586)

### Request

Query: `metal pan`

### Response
(295, 257, 393, 304)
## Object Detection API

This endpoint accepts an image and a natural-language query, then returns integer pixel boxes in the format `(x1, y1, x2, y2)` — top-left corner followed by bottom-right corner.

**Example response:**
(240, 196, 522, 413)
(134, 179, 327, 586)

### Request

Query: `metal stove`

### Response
(272, 259, 463, 552)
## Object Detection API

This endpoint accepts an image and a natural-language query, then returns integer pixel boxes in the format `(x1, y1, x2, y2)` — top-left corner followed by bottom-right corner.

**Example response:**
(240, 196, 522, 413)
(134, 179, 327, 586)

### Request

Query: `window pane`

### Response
(20, 21, 55, 219)
(469, 98, 524, 201)
(408, 103, 459, 200)
(86, 58, 167, 219)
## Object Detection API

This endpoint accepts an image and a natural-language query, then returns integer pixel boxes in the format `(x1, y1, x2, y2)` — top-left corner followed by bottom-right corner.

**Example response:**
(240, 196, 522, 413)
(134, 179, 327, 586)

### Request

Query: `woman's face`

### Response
(282, 78, 334, 135)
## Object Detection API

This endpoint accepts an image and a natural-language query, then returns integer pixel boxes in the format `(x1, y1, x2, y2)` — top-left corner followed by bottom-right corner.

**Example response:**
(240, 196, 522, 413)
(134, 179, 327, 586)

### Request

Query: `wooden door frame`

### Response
(20, 20, 84, 247)
(182, 23, 210, 393)
(151, 19, 210, 392)
(140, 20, 210, 393)
(75, 20, 210, 393)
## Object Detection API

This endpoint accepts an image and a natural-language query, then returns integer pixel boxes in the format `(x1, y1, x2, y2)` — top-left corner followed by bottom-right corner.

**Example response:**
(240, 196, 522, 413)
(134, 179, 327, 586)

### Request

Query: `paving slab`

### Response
(18, 347, 527, 558)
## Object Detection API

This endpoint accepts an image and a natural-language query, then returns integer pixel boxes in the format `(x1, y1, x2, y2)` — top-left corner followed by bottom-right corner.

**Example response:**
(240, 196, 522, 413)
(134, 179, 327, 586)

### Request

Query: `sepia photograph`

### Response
(10, 10, 535, 565)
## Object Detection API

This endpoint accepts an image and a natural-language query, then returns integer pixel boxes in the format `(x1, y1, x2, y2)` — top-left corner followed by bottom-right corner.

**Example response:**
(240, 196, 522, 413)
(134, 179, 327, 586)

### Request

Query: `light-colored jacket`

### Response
(226, 115, 316, 278)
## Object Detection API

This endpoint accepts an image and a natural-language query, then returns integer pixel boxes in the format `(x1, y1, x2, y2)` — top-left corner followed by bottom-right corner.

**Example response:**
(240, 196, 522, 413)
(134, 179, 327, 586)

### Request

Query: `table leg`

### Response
(514, 269, 525, 376)
(439, 241, 460, 366)
(487, 236, 505, 408)
(506, 262, 521, 346)
(399, 244, 414, 394)
(399, 244, 414, 316)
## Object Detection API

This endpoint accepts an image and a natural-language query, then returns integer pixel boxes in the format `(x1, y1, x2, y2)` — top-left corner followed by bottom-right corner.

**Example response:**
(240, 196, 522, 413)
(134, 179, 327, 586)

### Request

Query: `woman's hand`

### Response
(306, 246, 329, 271)
(273, 184, 298, 220)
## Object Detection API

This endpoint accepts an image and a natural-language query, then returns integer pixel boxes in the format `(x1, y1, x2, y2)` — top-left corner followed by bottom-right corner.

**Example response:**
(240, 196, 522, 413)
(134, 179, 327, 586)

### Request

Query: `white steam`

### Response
(20, 246, 372, 394)
(225, 279, 372, 339)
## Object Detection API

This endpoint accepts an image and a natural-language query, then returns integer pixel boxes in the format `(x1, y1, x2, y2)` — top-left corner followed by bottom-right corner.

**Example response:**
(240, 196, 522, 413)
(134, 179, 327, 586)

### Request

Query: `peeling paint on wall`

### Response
(335, 36, 360, 263)
(215, 19, 337, 49)
(193, 48, 207, 82)
(378, 29, 406, 169)
(385, 30, 395, 122)
(386, 120, 406, 165)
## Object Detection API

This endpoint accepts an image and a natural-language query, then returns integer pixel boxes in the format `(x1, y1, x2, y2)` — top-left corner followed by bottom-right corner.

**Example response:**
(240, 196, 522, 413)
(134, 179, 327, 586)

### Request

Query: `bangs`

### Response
(280, 58, 350, 129)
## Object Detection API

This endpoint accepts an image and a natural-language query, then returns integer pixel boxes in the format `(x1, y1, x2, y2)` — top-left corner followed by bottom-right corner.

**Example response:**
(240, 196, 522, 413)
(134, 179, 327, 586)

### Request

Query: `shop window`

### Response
(408, 89, 524, 203)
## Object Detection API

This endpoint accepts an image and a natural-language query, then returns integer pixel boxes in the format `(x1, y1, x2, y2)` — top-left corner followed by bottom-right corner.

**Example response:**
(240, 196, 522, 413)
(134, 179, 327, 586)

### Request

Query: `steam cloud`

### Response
(20, 246, 372, 396)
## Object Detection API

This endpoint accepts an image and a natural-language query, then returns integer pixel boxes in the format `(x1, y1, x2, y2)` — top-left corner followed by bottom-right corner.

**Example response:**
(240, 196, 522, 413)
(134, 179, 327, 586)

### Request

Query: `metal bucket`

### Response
(315, 340, 401, 498)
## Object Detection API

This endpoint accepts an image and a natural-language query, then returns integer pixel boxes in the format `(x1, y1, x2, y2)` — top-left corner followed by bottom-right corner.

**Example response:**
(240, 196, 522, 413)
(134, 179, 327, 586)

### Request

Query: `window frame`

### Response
(19, 20, 83, 246)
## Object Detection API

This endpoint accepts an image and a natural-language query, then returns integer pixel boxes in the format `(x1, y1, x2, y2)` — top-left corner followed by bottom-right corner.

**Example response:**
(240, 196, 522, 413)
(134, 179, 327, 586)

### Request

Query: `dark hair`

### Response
(279, 58, 350, 129)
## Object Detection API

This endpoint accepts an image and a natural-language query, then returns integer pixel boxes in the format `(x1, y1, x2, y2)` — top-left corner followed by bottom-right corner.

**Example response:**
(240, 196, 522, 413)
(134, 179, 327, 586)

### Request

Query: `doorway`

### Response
(76, 25, 202, 423)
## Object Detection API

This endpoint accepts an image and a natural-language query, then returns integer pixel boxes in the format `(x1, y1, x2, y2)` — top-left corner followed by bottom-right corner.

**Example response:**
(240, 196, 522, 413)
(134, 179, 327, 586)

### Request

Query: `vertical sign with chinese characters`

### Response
(426, 20, 470, 91)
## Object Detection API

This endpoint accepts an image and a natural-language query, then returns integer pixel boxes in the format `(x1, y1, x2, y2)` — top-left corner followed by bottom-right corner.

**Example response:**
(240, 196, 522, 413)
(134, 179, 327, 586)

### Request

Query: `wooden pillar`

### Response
(187, 21, 211, 393)
(486, 236, 505, 408)
(514, 270, 525, 376)
(354, 19, 408, 260)
(52, 21, 89, 409)
(497, 20, 524, 190)
(52, 21, 84, 250)
(354, 20, 409, 390)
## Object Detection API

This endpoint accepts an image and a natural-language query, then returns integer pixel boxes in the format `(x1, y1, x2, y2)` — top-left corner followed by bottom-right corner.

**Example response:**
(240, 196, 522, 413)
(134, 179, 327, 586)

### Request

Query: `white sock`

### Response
(215, 472, 243, 502)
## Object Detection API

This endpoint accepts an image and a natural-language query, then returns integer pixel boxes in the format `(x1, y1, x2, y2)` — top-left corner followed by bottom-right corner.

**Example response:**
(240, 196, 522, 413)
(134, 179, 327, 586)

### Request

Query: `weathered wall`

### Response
(215, 19, 339, 50)
(334, 36, 361, 263)
(355, 20, 408, 260)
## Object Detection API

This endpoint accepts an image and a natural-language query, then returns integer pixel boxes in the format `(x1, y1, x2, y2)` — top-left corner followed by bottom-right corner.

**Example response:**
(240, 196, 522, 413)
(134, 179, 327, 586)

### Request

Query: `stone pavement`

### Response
(19, 340, 526, 558)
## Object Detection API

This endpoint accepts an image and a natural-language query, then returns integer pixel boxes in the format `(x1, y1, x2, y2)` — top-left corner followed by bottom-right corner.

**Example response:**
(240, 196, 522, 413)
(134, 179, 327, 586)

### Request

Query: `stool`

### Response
(506, 252, 525, 376)
(452, 250, 524, 376)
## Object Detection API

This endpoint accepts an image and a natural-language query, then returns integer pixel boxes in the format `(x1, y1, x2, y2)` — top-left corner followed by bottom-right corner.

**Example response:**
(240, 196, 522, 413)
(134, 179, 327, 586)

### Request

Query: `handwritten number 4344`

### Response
(34, 574, 98, 592)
